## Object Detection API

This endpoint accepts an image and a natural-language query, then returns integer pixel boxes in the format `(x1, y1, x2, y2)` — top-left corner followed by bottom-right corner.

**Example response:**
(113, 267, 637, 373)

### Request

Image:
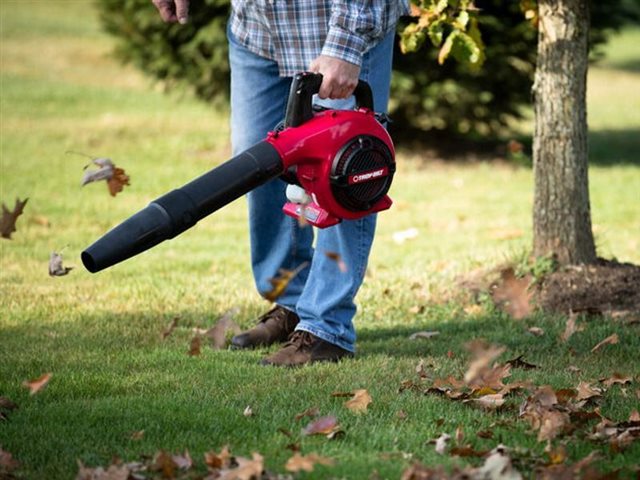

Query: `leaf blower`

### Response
(81, 72, 396, 273)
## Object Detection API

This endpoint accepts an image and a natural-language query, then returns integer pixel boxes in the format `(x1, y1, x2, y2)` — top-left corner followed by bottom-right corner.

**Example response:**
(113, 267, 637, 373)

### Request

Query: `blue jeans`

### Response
(228, 28, 394, 353)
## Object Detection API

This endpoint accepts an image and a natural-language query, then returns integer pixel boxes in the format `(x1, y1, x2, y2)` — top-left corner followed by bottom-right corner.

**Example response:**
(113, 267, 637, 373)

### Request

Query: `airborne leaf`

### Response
(22, 372, 52, 395)
(107, 167, 131, 197)
(0, 197, 28, 240)
(264, 262, 309, 302)
(49, 251, 73, 277)
(80, 155, 130, 197)
(591, 333, 619, 352)
(490, 268, 533, 319)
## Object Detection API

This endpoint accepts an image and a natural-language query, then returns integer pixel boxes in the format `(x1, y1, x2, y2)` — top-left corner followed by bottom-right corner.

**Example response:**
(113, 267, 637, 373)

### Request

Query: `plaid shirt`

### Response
(229, 0, 409, 77)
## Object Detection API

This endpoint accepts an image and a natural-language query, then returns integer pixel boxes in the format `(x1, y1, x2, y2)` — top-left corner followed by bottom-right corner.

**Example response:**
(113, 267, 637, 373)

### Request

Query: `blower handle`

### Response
(284, 72, 374, 128)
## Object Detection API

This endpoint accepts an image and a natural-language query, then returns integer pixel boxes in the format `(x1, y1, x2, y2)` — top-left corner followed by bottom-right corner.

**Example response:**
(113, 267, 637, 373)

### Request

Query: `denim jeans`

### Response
(228, 27, 394, 353)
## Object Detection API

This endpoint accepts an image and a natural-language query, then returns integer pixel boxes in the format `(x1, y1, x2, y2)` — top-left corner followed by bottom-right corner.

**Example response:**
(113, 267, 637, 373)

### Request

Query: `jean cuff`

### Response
(295, 323, 355, 353)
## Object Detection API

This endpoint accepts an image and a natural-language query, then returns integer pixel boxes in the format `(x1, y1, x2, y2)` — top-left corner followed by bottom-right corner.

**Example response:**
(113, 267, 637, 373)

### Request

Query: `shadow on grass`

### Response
(599, 59, 640, 73)
(589, 128, 640, 165)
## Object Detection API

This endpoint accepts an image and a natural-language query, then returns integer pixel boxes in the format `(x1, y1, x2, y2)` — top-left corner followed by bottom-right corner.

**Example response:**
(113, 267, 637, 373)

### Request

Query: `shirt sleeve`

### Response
(321, 1, 387, 67)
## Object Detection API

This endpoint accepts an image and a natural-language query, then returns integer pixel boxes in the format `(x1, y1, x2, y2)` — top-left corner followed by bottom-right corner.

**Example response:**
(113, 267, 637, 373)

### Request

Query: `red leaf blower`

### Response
(81, 72, 396, 273)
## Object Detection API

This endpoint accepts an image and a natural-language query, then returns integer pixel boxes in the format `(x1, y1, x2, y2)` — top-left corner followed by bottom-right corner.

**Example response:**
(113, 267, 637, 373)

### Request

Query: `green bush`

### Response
(96, 0, 639, 137)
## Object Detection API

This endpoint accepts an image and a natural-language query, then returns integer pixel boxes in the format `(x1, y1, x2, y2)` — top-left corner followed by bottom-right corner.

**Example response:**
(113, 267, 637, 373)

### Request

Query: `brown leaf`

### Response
(264, 262, 309, 302)
(561, 312, 584, 342)
(576, 382, 603, 402)
(464, 343, 506, 387)
(600, 372, 632, 388)
(1, 197, 28, 239)
(506, 355, 538, 370)
(49, 251, 73, 276)
(130, 430, 145, 440)
(188, 335, 202, 356)
(324, 251, 347, 272)
(76, 460, 131, 480)
(0, 397, 18, 411)
(629, 410, 640, 422)
(218, 452, 263, 480)
(151, 450, 177, 478)
(490, 267, 533, 319)
(539, 410, 571, 442)
(204, 445, 232, 470)
(302, 415, 341, 436)
(466, 393, 506, 410)
(0, 447, 20, 473)
(294, 406, 320, 421)
(107, 167, 130, 197)
(285, 452, 334, 473)
(450, 445, 488, 457)
(22, 372, 52, 395)
(344, 389, 372, 414)
(161, 317, 179, 340)
(591, 333, 619, 353)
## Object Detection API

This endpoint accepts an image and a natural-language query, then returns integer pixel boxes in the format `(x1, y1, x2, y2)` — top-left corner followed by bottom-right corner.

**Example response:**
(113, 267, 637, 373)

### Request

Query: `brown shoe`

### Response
(260, 331, 353, 367)
(230, 306, 299, 349)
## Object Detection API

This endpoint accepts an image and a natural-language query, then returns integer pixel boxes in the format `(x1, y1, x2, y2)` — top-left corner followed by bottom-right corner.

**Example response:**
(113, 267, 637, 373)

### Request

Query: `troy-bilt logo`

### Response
(349, 167, 388, 185)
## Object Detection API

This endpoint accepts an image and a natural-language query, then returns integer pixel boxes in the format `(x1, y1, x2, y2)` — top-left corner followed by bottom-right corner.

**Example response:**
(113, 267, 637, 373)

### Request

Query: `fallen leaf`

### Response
(450, 445, 488, 457)
(0, 447, 20, 473)
(218, 452, 263, 480)
(324, 251, 347, 272)
(434, 433, 451, 455)
(591, 333, 619, 353)
(22, 372, 52, 395)
(527, 327, 545, 336)
(408, 331, 440, 340)
(243, 406, 253, 417)
(204, 445, 232, 469)
(264, 262, 309, 302)
(0, 397, 18, 411)
(630, 410, 640, 422)
(490, 268, 533, 319)
(49, 251, 73, 276)
(161, 317, 179, 340)
(171, 450, 193, 470)
(600, 372, 632, 388)
(344, 389, 372, 414)
(1, 197, 29, 240)
(294, 406, 320, 421)
(467, 393, 506, 410)
(76, 460, 131, 480)
(188, 335, 202, 356)
(478, 451, 523, 480)
(506, 355, 538, 370)
(285, 452, 334, 473)
(302, 415, 341, 437)
(561, 312, 584, 342)
(151, 451, 178, 478)
(130, 430, 145, 440)
(575, 382, 603, 402)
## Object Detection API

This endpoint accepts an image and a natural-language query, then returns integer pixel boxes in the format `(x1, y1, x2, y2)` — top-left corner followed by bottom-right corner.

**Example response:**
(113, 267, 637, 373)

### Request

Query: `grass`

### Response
(1, 2, 640, 478)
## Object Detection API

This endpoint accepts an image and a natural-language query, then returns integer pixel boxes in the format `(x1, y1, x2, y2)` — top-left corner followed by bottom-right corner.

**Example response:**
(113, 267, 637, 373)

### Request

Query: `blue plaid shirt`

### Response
(229, 0, 409, 77)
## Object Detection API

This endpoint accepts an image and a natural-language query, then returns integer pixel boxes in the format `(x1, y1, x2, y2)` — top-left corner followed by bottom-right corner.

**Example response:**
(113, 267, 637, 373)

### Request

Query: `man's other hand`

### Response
(152, 0, 189, 24)
(309, 55, 361, 100)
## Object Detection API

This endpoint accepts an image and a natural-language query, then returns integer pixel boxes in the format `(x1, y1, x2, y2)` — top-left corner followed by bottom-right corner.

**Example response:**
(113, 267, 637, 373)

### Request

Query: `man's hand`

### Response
(151, 0, 189, 24)
(309, 55, 361, 100)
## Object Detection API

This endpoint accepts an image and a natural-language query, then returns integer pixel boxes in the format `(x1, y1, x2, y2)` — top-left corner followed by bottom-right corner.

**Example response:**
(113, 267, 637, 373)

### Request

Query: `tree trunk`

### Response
(532, 0, 596, 265)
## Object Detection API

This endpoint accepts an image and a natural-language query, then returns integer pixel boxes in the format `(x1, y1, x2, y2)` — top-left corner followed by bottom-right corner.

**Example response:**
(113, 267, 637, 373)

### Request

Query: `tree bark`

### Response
(532, 0, 596, 265)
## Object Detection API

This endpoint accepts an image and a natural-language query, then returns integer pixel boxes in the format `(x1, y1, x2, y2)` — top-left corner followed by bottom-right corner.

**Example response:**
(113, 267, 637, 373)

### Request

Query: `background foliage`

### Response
(97, 0, 640, 138)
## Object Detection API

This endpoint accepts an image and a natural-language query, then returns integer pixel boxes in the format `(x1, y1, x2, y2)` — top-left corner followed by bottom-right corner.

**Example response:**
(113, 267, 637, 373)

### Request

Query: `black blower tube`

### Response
(82, 141, 284, 273)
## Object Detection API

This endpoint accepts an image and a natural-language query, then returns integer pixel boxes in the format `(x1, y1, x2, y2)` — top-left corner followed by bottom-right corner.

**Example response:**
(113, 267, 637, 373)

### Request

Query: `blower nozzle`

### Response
(81, 141, 283, 273)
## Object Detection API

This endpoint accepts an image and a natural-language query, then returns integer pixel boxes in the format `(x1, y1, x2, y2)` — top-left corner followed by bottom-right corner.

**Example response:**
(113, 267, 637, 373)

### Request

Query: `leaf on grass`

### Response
(264, 262, 309, 302)
(204, 446, 232, 470)
(527, 327, 545, 336)
(130, 430, 145, 440)
(477, 451, 523, 480)
(0, 447, 20, 473)
(218, 452, 263, 480)
(324, 251, 347, 272)
(344, 389, 372, 414)
(591, 333, 619, 353)
(188, 335, 202, 356)
(600, 372, 633, 388)
(575, 382, 603, 402)
(433, 433, 451, 455)
(285, 452, 334, 473)
(294, 406, 320, 421)
(1, 198, 28, 239)
(161, 317, 179, 340)
(302, 415, 342, 438)
(0, 397, 18, 411)
(76, 460, 131, 480)
(243, 406, 253, 417)
(490, 268, 533, 319)
(49, 251, 73, 276)
(466, 393, 506, 410)
(561, 312, 584, 342)
(22, 372, 51, 395)
(408, 330, 440, 340)
(450, 445, 488, 458)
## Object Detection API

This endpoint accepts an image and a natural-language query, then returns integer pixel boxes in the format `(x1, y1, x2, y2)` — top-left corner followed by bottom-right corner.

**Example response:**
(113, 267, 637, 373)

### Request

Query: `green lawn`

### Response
(1, 3, 639, 479)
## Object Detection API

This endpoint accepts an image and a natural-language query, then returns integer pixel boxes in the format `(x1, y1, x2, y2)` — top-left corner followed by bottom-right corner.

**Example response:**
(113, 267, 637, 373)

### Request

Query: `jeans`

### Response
(228, 28, 394, 352)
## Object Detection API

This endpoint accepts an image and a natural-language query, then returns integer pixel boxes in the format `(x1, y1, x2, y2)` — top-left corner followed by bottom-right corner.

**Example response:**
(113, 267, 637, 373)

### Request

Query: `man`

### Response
(152, 0, 408, 366)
